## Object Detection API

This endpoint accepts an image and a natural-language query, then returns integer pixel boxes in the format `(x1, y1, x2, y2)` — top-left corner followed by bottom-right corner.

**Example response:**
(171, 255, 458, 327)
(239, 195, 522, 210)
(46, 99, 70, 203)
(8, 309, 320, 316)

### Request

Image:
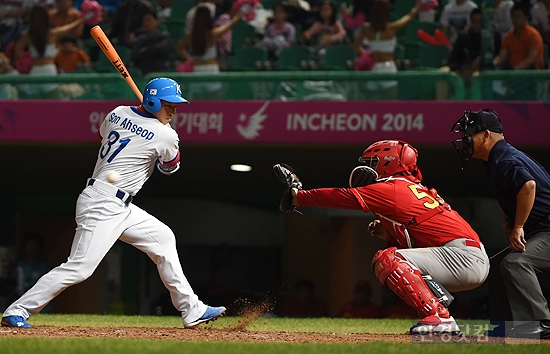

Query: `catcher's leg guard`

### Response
(372, 247, 450, 319)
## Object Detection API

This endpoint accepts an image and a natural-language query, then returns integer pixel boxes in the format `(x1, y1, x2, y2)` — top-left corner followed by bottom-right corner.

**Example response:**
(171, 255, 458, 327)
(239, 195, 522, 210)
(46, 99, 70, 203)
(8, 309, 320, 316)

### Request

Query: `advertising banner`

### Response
(1, 100, 547, 145)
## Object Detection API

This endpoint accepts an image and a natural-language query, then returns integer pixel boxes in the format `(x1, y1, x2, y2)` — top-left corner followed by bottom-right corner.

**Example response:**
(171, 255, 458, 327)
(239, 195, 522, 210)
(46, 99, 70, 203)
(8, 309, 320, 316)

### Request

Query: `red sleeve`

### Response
(296, 187, 365, 210)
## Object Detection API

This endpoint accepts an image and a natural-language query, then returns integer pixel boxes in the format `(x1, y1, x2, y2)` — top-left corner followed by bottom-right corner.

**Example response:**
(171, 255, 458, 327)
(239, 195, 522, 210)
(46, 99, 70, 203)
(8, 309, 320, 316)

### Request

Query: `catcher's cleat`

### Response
(1, 316, 32, 328)
(408, 315, 461, 335)
(183, 306, 226, 329)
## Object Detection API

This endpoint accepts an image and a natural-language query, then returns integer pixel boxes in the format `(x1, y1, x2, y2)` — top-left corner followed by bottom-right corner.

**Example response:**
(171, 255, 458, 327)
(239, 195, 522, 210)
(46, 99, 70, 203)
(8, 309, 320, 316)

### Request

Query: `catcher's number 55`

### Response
(408, 185, 440, 209)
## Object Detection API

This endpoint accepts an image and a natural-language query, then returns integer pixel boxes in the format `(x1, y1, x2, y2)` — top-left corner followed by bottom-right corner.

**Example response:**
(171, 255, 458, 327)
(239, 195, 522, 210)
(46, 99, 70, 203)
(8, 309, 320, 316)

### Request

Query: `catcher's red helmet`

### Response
(358, 140, 422, 182)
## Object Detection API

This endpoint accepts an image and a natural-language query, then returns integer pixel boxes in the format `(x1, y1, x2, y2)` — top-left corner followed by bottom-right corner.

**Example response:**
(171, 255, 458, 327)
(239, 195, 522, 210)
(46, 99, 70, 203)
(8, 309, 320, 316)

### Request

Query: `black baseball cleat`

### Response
(508, 321, 550, 339)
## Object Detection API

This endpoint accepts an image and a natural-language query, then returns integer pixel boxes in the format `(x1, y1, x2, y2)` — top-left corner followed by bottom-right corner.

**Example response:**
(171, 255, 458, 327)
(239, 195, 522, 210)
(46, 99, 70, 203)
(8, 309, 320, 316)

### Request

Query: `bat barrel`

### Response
(90, 25, 143, 102)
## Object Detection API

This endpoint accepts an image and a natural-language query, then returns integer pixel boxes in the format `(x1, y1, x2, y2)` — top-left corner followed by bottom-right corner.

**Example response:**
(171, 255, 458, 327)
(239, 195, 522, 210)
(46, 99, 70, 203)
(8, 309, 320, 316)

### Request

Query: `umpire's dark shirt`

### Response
(485, 139, 550, 231)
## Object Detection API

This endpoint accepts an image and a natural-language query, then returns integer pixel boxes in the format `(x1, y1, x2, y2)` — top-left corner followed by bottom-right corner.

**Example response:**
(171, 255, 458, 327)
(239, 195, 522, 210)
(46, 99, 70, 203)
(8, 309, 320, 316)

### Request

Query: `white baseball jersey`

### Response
(531, 2, 549, 35)
(93, 105, 180, 195)
(3, 105, 207, 325)
(439, 1, 478, 44)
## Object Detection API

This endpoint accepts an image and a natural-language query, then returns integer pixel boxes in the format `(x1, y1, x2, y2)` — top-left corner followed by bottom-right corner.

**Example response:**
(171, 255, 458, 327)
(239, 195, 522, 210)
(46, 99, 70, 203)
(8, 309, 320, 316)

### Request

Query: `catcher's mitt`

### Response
(273, 163, 302, 213)
(349, 166, 379, 188)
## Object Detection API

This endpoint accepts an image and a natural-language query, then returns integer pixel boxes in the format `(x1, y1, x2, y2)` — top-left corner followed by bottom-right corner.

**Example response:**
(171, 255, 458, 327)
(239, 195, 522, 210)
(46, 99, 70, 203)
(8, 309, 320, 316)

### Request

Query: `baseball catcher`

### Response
(274, 140, 490, 335)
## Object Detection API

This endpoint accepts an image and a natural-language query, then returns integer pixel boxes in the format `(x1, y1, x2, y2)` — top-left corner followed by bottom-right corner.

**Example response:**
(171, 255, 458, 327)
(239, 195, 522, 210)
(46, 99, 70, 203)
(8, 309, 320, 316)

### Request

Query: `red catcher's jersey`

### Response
(296, 177, 480, 248)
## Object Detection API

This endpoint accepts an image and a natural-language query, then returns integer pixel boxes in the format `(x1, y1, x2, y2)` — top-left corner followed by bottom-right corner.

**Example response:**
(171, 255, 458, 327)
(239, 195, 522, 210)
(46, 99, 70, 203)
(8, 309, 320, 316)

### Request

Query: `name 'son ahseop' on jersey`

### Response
(108, 112, 155, 140)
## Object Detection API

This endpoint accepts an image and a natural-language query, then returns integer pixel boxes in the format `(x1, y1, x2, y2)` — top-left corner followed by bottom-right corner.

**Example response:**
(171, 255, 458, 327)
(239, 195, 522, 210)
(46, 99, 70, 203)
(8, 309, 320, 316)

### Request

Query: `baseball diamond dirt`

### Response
(2, 298, 549, 344)
(1, 325, 548, 344)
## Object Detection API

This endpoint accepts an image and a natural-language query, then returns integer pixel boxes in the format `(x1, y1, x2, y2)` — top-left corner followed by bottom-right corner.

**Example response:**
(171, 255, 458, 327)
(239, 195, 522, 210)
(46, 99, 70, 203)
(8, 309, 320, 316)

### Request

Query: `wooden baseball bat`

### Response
(90, 25, 143, 102)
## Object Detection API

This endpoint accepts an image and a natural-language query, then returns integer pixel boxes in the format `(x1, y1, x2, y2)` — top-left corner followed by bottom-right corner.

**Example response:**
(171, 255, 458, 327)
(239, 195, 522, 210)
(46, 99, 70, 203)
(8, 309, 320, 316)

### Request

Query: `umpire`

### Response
(451, 109, 550, 339)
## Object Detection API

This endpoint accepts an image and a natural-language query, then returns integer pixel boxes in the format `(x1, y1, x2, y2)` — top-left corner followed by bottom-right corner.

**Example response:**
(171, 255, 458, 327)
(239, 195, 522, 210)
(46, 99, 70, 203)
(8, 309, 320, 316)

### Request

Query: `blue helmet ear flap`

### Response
(144, 96, 161, 114)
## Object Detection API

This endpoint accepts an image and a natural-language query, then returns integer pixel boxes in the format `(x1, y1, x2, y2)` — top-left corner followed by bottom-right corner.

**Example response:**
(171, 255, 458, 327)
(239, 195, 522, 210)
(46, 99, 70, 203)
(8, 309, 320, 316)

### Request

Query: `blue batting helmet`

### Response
(143, 78, 188, 114)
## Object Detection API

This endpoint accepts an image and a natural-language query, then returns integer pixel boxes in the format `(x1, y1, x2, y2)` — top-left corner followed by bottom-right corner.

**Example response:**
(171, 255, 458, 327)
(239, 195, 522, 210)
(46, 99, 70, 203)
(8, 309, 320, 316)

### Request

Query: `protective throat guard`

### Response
(450, 109, 503, 169)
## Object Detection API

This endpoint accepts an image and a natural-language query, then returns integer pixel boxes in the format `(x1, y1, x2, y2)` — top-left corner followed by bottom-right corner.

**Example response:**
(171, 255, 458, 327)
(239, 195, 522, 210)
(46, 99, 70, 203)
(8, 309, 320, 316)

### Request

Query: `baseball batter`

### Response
(286, 140, 489, 335)
(1, 78, 225, 329)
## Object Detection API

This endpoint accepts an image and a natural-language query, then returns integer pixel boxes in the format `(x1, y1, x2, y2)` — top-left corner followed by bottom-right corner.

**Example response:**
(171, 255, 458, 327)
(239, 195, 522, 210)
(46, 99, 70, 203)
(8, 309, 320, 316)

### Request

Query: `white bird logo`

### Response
(236, 101, 269, 140)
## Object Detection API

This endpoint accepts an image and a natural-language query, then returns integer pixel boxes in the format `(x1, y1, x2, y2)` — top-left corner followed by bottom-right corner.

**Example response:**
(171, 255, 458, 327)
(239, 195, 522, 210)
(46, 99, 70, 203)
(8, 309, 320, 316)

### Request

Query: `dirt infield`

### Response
(0, 326, 409, 343)
(2, 326, 549, 344)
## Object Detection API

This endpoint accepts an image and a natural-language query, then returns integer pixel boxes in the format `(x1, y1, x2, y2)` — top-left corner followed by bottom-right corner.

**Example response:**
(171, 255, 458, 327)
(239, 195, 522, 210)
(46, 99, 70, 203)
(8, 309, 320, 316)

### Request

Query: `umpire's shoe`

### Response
(408, 315, 461, 335)
(183, 306, 226, 329)
(1, 316, 32, 328)
(508, 321, 550, 340)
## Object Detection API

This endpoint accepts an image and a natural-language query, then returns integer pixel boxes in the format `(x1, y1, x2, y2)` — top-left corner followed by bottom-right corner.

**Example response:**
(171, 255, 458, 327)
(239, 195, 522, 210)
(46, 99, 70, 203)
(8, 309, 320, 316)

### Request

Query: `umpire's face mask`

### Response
(450, 112, 474, 169)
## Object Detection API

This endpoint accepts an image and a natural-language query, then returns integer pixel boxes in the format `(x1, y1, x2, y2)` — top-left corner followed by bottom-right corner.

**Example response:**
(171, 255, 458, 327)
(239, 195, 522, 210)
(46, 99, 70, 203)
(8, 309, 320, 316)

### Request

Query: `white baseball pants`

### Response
(3, 180, 206, 323)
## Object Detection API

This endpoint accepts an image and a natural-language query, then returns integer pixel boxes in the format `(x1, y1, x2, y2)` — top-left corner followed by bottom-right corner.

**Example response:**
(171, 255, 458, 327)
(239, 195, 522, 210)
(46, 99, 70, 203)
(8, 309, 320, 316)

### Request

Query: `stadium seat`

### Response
(415, 44, 450, 69)
(231, 46, 268, 71)
(544, 44, 549, 69)
(393, 43, 406, 69)
(294, 23, 303, 44)
(391, 0, 416, 21)
(260, 0, 277, 10)
(276, 45, 313, 70)
(322, 44, 356, 70)
(169, 0, 194, 22)
(231, 21, 257, 53)
(402, 41, 424, 66)
(164, 19, 186, 43)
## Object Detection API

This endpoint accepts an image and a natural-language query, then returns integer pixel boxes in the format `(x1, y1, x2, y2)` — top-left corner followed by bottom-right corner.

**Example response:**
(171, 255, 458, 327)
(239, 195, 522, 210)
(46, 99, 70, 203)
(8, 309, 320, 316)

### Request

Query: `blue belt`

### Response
(87, 178, 133, 206)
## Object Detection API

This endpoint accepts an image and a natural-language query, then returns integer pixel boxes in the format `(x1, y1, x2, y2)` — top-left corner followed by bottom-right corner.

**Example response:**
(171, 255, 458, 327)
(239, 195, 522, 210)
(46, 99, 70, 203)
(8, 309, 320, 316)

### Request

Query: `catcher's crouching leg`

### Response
(372, 247, 460, 335)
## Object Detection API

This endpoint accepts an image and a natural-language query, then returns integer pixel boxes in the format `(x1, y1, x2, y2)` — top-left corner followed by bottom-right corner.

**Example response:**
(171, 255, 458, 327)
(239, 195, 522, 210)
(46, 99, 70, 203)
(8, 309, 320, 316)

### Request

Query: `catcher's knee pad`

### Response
(372, 247, 450, 318)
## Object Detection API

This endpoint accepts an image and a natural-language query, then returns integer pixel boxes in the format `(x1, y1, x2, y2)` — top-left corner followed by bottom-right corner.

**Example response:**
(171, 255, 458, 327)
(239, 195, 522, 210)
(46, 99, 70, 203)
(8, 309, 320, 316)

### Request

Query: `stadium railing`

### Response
(0, 71, 465, 101)
(0, 70, 548, 101)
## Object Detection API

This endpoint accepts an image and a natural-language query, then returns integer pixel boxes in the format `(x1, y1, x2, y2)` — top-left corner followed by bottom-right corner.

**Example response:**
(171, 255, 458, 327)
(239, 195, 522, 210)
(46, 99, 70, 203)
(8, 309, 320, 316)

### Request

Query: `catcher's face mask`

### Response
(358, 155, 379, 171)
(450, 111, 474, 166)
(450, 109, 502, 169)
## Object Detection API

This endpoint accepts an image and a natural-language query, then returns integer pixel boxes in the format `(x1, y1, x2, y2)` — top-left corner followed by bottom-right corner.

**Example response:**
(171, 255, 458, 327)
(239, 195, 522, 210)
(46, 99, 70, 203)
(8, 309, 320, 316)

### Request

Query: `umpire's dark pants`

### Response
(489, 225, 550, 322)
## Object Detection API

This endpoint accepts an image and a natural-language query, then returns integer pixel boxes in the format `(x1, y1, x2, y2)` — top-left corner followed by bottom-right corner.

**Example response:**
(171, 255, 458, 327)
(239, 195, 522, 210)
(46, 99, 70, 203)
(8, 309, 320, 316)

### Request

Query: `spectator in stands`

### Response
(213, 0, 235, 71)
(73, 0, 122, 22)
(283, 0, 321, 31)
(256, 1, 296, 61)
(439, 0, 478, 44)
(493, 3, 544, 70)
(0, 39, 19, 99)
(131, 10, 173, 74)
(15, 5, 85, 96)
(448, 8, 481, 81)
(336, 280, 383, 319)
(340, 0, 372, 41)
(156, 0, 172, 22)
(49, 0, 84, 38)
(353, 0, 421, 99)
(107, 0, 154, 48)
(531, 0, 550, 46)
(54, 34, 91, 72)
(280, 278, 329, 318)
(0, 0, 53, 52)
(493, 0, 513, 54)
(302, 0, 346, 62)
(185, 0, 217, 34)
(176, 5, 243, 97)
